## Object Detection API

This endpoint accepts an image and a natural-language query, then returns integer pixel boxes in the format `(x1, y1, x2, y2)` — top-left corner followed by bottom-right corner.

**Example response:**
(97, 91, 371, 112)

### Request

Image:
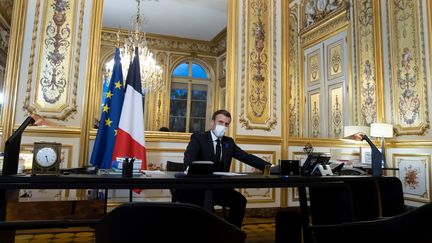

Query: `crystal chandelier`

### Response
(120, 0, 163, 93)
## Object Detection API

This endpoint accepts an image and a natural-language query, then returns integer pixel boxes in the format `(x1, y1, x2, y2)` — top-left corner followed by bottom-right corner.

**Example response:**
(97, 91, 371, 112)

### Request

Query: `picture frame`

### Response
(360, 147, 381, 164)
(393, 154, 431, 203)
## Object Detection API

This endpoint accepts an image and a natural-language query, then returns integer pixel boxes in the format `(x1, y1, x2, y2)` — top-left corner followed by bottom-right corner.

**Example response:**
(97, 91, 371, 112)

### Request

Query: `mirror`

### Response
(96, 0, 228, 133)
(0, 1, 13, 124)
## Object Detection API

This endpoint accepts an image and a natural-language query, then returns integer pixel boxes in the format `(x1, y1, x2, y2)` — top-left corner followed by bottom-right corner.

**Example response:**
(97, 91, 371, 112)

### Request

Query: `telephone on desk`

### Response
(60, 166, 97, 175)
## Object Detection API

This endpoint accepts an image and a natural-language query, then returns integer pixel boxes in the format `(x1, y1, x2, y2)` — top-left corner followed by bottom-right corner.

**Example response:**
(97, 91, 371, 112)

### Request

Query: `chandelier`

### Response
(119, 0, 163, 93)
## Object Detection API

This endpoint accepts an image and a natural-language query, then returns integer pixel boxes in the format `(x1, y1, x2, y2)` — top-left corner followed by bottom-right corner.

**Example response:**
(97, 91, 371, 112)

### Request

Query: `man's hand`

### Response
(31, 114, 58, 126)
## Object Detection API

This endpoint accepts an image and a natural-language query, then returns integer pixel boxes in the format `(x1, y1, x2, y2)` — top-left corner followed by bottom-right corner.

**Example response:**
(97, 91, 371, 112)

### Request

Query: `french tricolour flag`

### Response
(112, 47, 147, 170)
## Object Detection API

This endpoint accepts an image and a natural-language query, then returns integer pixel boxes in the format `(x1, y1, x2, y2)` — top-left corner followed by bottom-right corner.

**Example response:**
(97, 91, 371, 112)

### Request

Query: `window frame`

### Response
(169, 60, 213, 133)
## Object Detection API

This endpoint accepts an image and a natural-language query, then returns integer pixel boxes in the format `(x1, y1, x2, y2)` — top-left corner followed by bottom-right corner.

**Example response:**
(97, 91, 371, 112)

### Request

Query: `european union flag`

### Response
(90, 48, 125, 169)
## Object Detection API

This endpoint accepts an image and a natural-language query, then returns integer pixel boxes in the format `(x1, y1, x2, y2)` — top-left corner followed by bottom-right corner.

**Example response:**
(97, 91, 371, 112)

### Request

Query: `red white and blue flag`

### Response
(112, 48, 147, 170)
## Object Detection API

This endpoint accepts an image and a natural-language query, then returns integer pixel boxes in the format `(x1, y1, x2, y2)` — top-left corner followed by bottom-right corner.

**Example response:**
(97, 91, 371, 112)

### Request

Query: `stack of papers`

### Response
(141, 170, 165, 176)
(213, 172, 246, 176)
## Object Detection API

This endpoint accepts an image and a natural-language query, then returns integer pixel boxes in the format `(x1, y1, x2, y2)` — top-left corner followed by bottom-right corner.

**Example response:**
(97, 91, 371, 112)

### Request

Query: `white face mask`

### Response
(212, 125, 226, 138)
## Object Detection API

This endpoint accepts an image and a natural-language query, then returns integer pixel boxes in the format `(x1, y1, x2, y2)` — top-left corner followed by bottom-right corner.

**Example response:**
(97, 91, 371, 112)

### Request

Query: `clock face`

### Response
(35, 147, 58, 167)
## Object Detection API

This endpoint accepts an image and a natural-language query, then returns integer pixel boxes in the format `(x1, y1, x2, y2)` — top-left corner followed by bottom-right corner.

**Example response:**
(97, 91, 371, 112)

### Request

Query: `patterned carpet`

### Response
(15, 217, 276, 243)
(15, 231, 94, 243)
(243, 217, 275, 243)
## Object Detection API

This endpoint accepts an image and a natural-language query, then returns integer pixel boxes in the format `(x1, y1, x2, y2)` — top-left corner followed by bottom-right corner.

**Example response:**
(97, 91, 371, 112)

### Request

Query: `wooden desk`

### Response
(0, 173, 383, 242)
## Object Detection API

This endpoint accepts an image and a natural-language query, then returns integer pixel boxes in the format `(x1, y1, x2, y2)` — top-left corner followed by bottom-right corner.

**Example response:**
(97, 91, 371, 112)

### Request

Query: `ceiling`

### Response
(103, 0, 227, 41)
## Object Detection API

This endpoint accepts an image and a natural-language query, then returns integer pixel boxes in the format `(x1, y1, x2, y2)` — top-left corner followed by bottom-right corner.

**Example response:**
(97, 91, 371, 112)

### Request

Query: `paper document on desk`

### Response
(213, 172, 246, 176)
(141, 170, 165, 175)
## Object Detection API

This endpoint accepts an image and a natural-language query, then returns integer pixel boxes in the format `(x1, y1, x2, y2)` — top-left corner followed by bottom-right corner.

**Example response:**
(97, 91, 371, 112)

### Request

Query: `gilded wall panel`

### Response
(240, 150, 276, 203)
(239, 0, 277, 131)
(146, 52, 168, 131)
(329, 84, 343, 138)
(288, 9, 300, 137)
(23, 0, 84, 120)
(307, 50, 320, 84)
(354, 0, 377, 126)
(0, 0, 11, 67)
(327, 41, 343, 80)
(308, 92, 320, 137)
(387, 0, 430, 135)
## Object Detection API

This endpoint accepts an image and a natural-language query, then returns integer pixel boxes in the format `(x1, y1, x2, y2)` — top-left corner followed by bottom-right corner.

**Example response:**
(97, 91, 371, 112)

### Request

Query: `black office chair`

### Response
(275, 177, 406, 243)
(95, 202, 246, 243)
(166, 160, 185, 172)
(308, 203, 432, 243)
(166, 161, 184, 202)
(308, 177, 405, 225)
(165, 161, 229, 218)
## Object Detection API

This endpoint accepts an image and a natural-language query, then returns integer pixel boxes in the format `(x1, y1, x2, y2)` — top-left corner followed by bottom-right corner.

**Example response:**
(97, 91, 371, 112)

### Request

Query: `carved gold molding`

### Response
(239, 0, 278, 131)
(226, 0, 238, 139)
(89, 130, 192, 143)
(354, 0, 384, 126)
(235, 135, 283, 144)
(80, 0, 103, 167)
(428, 1, 432, 108)
(300, 9, 349, 48)
(388, 140, 432, 148)
(22, 126, 82, 137)
(386, 0, 430, 135)
(0, 0, 28, 150)
(23, 0, 84, 120)
(288, 7, 300, 137)
(101, 27, 226, 57)
(287, 137, 380, 148)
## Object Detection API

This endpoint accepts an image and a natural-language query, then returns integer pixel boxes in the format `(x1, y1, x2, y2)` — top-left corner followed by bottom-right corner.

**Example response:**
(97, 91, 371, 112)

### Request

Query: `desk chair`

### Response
(95, 202, 246, 243)
(166, 161, 184, 202)
(166, 161, 229, 218)
(308, 203, 432, 243)
(308, 177, 405, 225)
(275, 177, 406, 243)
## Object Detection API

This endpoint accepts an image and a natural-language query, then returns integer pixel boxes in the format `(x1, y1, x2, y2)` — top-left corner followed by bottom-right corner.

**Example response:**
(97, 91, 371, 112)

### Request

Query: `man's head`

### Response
(210, 110, 231, 138)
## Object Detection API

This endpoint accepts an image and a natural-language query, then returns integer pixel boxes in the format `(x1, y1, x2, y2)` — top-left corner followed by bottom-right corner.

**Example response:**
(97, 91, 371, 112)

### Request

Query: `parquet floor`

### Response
(14, 217, 276, 243)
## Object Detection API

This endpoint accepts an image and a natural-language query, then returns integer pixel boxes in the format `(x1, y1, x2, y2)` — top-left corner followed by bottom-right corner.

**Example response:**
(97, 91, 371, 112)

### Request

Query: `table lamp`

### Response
(2, 114, 48, 175)
(343, 126, 383, 176)
(370, 123, 393, 168)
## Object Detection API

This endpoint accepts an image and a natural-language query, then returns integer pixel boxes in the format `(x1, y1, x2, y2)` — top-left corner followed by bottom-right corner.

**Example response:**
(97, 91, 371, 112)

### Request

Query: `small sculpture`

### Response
(305, 0, 315, 27)
(326, 0, 340, 12)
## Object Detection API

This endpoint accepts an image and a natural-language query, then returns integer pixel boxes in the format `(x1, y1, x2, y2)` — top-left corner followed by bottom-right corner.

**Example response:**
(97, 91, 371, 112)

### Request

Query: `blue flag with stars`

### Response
(90, 48, 125, 169)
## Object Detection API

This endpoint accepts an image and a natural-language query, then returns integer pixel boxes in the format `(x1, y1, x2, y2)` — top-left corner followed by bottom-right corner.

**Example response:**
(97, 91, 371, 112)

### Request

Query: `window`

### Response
(169, 61, 212, 132)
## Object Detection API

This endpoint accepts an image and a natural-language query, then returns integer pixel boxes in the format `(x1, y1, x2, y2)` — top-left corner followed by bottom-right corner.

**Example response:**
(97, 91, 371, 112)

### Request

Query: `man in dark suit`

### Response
(178, 109, 271, 228)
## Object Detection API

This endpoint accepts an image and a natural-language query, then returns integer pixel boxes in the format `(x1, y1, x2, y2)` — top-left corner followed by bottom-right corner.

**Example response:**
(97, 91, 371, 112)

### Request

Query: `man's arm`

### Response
(232, 142, 271, 171)
(183, 133, 201, 170)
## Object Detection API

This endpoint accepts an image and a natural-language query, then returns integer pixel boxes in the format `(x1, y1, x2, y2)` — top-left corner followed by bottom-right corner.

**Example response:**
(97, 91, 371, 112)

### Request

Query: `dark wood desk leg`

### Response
(104, 189, 108, 215)
(129, 190, 133, 202)
(298, 186, 310, 243)
(204, 189, 213, 212)
(0, 190, 18, 243)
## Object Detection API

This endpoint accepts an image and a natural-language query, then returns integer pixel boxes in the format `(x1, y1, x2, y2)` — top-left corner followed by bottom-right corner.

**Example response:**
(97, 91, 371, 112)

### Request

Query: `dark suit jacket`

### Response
(184, 131, 271, 172)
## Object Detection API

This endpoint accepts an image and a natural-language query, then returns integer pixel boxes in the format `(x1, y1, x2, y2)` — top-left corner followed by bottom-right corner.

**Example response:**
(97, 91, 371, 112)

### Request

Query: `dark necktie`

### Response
(215, 139, 221, 164)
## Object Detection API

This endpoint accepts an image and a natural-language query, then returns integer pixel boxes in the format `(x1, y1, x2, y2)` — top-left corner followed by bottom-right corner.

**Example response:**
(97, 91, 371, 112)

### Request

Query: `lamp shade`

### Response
(370, 123, 393, 138)
(343, 126, 370, 138)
